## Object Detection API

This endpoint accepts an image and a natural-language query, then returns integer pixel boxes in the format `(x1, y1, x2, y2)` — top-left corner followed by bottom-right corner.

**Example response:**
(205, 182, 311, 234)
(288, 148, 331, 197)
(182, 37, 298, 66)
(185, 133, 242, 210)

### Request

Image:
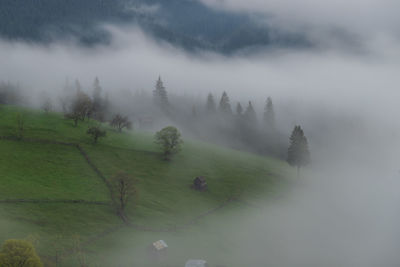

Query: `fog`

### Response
(2, 10, 400, 266)
(200, 0, 400, 43)
(235, 121, 400, 266)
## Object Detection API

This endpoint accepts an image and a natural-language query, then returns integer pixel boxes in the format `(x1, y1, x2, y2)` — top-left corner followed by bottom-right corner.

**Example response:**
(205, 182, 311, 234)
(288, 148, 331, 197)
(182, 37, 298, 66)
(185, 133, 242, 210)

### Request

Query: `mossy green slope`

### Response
(0, 105, 292, 266)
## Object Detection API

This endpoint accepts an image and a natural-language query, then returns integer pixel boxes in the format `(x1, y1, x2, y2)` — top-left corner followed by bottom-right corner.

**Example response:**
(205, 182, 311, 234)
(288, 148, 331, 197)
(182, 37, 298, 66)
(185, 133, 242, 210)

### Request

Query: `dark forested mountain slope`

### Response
(0, 0, 309, 52)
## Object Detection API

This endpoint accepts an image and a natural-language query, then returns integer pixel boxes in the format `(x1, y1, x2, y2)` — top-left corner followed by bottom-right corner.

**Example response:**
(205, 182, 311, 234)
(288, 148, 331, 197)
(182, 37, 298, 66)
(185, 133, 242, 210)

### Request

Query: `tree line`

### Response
(1, 76, 310, 175)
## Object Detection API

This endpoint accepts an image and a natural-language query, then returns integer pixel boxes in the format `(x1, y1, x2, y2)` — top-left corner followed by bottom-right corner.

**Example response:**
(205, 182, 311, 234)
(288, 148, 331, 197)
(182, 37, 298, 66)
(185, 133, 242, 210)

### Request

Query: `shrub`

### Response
(0, 239, 43, 267)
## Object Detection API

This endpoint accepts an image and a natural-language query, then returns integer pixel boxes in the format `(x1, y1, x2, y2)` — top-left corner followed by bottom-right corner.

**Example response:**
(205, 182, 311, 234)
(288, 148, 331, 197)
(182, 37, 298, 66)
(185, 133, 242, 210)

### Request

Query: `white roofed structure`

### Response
(185, 259, 208, 267)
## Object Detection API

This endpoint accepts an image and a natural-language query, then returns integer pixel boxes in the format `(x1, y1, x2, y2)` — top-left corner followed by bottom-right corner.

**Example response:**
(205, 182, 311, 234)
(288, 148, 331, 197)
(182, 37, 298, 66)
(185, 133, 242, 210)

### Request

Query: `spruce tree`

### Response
(264, 96, 275, 130)
(206, 93, 217, 113)
(287, 125, 310, 178)
(235, 102, 245, 141)
(244, 101, 257, 123)
(92, 77, 104, 121)
(238, 101, 258, 145)
(153, 76, 170, 113)
(219, 91, 232, 115)
(236, 102, 243, 116)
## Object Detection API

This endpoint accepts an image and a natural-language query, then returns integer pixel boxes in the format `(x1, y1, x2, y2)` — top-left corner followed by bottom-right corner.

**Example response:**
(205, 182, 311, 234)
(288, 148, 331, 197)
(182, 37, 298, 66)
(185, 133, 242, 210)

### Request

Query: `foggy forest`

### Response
(1, 0, 400, 266)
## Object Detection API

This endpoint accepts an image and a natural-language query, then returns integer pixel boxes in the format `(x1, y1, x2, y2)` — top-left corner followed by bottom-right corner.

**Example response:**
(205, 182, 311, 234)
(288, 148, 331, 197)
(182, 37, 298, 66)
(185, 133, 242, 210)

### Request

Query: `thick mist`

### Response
(1, 26, 400, 119)
(200, 0, 400, 42)
(2, 17, 400, 266)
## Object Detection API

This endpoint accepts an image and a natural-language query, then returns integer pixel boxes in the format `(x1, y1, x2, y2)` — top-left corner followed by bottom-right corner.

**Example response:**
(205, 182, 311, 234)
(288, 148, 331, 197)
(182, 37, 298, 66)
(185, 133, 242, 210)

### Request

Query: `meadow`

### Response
(0, 105, 293, 266)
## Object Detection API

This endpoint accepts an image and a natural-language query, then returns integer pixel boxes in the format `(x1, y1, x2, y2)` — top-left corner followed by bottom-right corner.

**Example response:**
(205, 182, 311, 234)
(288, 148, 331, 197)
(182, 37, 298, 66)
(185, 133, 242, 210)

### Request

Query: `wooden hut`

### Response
(193, 176, 207, 191)
(185, 259, 209, 267)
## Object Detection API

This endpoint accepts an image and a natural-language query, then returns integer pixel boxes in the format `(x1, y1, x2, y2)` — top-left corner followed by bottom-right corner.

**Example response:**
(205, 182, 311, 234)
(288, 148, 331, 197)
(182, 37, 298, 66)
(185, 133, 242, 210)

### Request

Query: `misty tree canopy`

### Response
(153, 77, 170, 113)
(154, 126, 183, 160)
(236, 102, 243, 116)
(206, 93, 217, 114)
(1, 72, 288, 159)
(244, 101, 257, 124)
(264, 97, 275, 130)
(287, 125, 311, 175)
(219, 91, 232, 115)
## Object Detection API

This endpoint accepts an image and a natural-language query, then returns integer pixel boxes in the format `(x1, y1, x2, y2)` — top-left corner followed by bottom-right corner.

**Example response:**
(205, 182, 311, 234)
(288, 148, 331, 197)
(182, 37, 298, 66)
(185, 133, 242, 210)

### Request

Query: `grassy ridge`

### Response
(0, 105, 292, 266)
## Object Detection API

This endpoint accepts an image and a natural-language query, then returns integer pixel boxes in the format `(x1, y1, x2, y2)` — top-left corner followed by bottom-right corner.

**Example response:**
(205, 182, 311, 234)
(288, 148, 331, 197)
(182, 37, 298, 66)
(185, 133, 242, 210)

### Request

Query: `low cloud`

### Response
(200, 0, 400, 47)
(1, 25, 399, 125)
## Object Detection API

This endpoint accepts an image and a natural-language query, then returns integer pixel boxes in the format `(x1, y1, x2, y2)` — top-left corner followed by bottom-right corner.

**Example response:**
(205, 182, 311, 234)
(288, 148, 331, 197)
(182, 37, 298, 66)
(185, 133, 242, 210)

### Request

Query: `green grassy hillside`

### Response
(0, 105, 293, 266)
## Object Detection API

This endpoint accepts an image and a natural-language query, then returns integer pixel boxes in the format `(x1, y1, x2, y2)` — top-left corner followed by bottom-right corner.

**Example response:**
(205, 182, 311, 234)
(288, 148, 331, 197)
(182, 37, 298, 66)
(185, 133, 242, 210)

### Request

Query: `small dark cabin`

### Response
(193, 176, 207, 191)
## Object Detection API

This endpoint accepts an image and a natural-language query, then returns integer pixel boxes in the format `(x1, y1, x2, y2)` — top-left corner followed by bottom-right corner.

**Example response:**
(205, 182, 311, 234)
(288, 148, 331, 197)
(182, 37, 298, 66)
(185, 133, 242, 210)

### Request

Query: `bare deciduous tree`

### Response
(65, 87, 92, 127)
(110, 114, 132, 132)
(87, 126, 106, 144)
(110, 172, 136, 211)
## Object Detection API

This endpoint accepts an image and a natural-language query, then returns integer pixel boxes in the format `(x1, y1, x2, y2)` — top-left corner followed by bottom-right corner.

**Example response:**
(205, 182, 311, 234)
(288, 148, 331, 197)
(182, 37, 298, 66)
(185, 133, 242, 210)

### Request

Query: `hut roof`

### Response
(152, 240, 168, 251)
(185, 259, 208, 267)
(195, 176, 206, 182)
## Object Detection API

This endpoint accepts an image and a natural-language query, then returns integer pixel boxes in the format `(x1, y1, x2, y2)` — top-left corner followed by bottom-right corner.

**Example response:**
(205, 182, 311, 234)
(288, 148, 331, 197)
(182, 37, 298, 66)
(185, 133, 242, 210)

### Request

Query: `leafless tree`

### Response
(87, 126, 106, 144)
(110, 114, 132, 132)
(111, 172, 136, 211)
(65, 89, 92, 126)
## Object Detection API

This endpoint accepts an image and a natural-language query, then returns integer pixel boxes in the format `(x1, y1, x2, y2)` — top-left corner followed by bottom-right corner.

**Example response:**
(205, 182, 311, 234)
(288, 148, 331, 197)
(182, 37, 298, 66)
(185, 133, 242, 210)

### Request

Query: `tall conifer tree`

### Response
(244, 101, 257, 123)
(206, 93, 217, 113)
(219, 91, 232, 115)
(264, 96, 275, 130)
(287, 125, 311, 178)
(153, 76, 170, 113)
(236, 102, 243, 116)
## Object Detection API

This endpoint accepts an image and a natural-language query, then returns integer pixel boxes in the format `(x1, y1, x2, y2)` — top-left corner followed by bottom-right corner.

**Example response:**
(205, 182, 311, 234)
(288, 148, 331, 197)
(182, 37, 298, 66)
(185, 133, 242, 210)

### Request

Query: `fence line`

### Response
(0, 199, 110, 205)
(0, 136, 130, 222)
(0, 136, 76, 146)
(0, 136, 242, 233)
(75, 144, 116, 203)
